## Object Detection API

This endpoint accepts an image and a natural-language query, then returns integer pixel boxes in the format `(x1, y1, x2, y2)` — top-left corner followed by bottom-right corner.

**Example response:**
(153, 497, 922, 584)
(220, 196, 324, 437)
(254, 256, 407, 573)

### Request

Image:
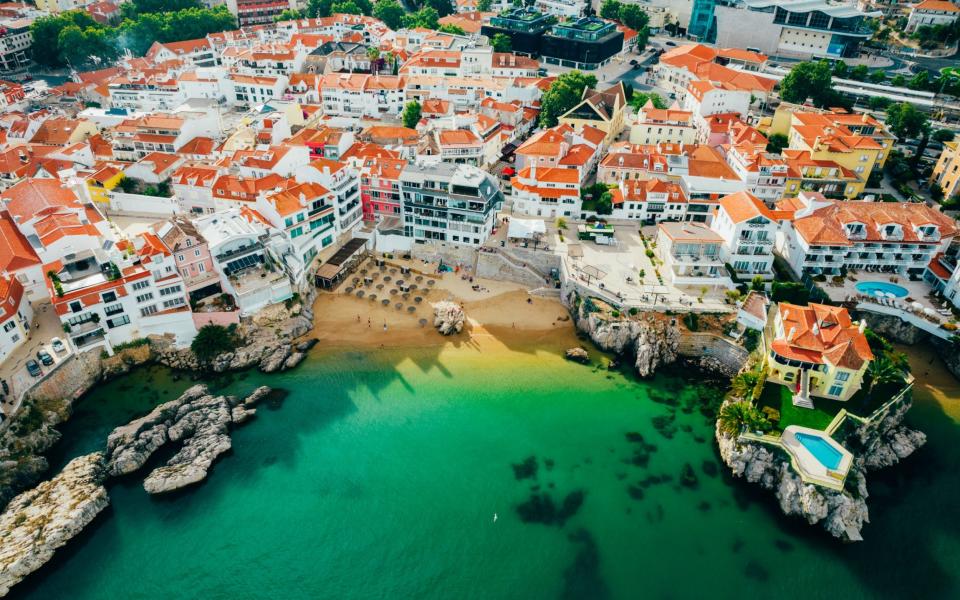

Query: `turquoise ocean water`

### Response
(10, 341, 960, 600)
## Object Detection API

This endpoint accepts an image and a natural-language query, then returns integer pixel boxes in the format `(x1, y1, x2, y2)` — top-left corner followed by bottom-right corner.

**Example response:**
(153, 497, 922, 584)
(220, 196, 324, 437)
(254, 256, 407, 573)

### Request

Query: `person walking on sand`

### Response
(368, 318, 371, 328)
(383, 321, 388, 332)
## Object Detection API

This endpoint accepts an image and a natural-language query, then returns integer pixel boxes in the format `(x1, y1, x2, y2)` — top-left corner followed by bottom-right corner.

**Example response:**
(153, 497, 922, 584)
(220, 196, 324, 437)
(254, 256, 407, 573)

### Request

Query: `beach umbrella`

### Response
(376, 283, 384, 290)
(356, 290, 365, 298)
(419, 318, 428, 327)
(390, 268, 398, 274)
(369, 294, 377, 301)
(402, 293, 410, 300)
(427, 279, 436, 286)
(382, 299, 390, 306)
(352, 277, 360, 284)
(414, 296, 423, 304)
(395, 303, 403, 310)
(415, 275, 423, 282)
(409, 284, 417, 290)
(345, 286, 354, 293)
(390, 289, 398, 295)
(407, 306, 416, 313)
(384, 276, 392, 282)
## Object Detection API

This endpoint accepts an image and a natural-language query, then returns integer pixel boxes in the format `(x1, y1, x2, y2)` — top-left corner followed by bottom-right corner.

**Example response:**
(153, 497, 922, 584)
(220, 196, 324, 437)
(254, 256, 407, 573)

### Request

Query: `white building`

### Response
(776, 192, 958, 278)
(194, 209, 294, 315)
(712, 191, 780, 280)
(294, 158, 363, 234)
(0, 275, 32, 364)
(656, 221, 734, 290)
(906, 0, 960, 33)
(319, 74, 406, 119)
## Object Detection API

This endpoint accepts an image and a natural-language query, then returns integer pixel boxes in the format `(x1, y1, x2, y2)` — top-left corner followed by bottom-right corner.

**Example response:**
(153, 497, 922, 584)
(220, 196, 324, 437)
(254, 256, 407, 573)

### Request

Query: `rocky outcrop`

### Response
(432, 301, 465, 335)
(0, 452, 108, 596)
(571, 303, 680, 377)
(105, 385, 277, 494)
(716, 390, 924, 541)
(931, 336, 960, 381)
(565, 347, 590, 364)
(852, 309, 929, 345)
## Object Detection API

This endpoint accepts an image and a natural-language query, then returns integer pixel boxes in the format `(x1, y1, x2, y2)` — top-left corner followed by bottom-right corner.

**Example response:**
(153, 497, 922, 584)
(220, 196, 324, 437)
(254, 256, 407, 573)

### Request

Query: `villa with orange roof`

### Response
(767, 303, 873, 405)
(255, 180, 338, 276)
(610, 178, 688, 223)
(511, 163, 582, 219)
(559, 82, 628, 145)
(776, 192, 958, 278)
(319, 73, 405, 119)
(294, 158, 363, 233)
(630, 100, 695, 146)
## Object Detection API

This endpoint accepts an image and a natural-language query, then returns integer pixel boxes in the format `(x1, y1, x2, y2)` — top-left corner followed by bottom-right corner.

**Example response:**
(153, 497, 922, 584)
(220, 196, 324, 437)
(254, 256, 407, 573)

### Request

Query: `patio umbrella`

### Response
(384, 276, 392, 282)
(419, 318, 428, 327)
(356, 290, 365, 298)
(369, 294, 377, 301)
(382, 299, 390, 306)
(395, 303, 403, 310)
(407, 306, 416, 313)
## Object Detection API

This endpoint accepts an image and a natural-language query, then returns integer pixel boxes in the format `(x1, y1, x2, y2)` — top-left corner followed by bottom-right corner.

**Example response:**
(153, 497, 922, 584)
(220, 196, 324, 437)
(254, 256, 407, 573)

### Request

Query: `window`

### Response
(11, 333, 18, 343)
(162, 297, 186, 309)
(159, 285, 182, 297)
(194, 249, 201, 257)
(107, 315, 130, 328)
(3, 321, 14, 332)
(101, 291, 117, 303)
(70, 301, 82, 313)
(136, 293, 154, 303)
(835, 371, 850, 382)
(828, 384, 844, 397)
(178, 254, 184, 262)
(198, 263, 206, 273)
(104, 303, 124, 316)
(140, 305, 158, 317)
(131, 280, 150, 291)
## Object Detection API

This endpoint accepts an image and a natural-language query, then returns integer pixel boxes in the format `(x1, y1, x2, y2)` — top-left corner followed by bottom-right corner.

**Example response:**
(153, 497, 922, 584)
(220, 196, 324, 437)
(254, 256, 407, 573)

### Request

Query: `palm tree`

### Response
(731, 372, 760, 402)
(865, 354, 905, 397)
(718, 401, 772, 437)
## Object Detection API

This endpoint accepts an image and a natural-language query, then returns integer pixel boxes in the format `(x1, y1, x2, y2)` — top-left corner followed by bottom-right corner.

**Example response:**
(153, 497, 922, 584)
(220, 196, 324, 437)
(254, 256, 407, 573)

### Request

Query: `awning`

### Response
(507, 218, 546, 240)
(502, 166, 516, 176)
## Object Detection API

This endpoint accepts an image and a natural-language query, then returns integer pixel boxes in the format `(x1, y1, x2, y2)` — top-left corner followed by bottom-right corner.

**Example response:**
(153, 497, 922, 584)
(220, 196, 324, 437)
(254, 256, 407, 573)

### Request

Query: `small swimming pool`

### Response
(855, 281, 909, 298)
(795, 432, 843, 470)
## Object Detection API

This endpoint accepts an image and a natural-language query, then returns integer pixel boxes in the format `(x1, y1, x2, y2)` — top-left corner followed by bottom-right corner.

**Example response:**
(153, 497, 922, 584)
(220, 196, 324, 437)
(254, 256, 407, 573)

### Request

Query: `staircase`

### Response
(792, 369, 814, 409)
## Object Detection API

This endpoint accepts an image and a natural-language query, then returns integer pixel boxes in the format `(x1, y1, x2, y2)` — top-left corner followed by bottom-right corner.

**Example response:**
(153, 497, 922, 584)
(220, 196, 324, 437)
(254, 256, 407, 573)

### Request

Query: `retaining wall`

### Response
(677, 331, 750, 377)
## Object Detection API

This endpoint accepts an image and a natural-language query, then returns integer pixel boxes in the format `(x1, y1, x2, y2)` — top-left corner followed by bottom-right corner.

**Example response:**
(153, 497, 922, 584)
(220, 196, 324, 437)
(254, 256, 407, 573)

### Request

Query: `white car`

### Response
(51, 337, 66, 354)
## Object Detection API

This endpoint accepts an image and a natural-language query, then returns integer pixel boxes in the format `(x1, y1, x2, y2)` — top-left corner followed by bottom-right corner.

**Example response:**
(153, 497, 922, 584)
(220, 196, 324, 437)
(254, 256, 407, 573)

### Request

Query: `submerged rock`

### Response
(0, 452, 109, 596)
(432, 301, 465, 335)
(564, 347, 590, 364)
(105, 385, 277, 494)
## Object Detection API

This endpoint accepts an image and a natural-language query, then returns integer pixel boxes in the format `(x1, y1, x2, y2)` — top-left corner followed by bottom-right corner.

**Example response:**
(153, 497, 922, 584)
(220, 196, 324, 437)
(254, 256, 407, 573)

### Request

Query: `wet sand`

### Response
(900, 342, 960, 423)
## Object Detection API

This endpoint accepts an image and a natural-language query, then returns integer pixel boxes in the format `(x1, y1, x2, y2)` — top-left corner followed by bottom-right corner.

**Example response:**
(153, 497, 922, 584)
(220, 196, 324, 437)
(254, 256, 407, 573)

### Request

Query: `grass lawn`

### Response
(756, 378, 909, 432)
(757, 383, 844, 431)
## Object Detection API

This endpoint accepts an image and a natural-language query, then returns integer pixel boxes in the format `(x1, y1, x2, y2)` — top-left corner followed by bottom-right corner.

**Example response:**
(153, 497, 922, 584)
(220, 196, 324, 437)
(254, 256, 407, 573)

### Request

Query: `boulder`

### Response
(564, 347, 590, 364)
(432, 301, 465, 335)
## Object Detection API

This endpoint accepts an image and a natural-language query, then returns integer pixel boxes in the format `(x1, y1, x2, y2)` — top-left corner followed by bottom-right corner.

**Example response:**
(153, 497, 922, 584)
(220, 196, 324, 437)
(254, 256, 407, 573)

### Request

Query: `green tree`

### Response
(832, 60, 848, 78)
(850, 64, 869, 81)
(595, 191, 614, 215)
(491, 33, 512, 53)
(539, 70, 597, 127)
(600, 0, 622, 20)
(868, 70, 887, 84)
(402, 7, 440, 30)
(366, 46, 380, 62)
(750, 275, 765, 292)
(425, 0, 454, 17)
(308, 0, 334, 17)
(717, 401, 771, 437)
(765, 133, 788, 154)
(931, 182, 945, 202)
(618, 4, 649, 31)
(731, 372, 761, 402)
(867, 96, 890, 111)
(438, 23, 465, 35)
(865, 353, 905, 397)
(891, 74, 907, 87)
(629, 91, 666, 110)
(274, 8, 305, 22)
(58, 24, 119, 69)
(886, 102, 930, 166)
(331, 1, 363, 15)
(30, 10, 103, 67)
(126, 0, 200, 14)
(191, 324, 241, 364)
(373, 0, 404, 30)
(778, 60, 836, 108)
(477, 0, 493, 10)
(933, 129, 955, 143)
(908, 70, 932, 91)
(402, 100, 422, 129)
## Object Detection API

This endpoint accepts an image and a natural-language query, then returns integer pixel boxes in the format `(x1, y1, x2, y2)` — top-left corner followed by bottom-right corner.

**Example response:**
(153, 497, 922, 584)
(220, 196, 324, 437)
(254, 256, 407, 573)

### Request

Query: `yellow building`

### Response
(766, 303, 873, 405)
(559, 82, 627, 145)
(86, 164, 124, 205)
(786, 112, 884, 198)
(782, 149, 862, 199)
(931, 140, 960, 201)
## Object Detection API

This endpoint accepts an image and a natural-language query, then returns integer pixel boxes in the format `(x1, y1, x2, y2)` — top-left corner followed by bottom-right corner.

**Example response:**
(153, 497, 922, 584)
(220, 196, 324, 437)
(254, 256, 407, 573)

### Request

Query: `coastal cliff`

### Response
(0, 452, 109, 596)
(571, 302, 680, 377)
(715, 393, 925, 541)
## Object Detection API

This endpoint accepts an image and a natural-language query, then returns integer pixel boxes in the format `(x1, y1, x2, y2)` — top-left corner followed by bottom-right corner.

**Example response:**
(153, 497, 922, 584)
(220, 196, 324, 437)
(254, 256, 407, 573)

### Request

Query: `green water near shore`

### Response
(12, 342, 960, 599)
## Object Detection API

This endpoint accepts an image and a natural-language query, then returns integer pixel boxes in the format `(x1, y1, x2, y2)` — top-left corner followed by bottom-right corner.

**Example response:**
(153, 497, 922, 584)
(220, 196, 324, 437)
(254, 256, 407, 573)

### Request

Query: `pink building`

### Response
(157, 216, 221, 303)
(360, 157, 406, 222)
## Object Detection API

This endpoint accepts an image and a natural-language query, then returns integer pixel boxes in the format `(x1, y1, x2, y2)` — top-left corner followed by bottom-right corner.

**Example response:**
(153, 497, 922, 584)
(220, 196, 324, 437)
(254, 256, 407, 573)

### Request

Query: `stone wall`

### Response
(476, 252, 547, 288)
(851, 307, 933, 345)
(410, 242, 478, 269)
(677, 331, 750, 377)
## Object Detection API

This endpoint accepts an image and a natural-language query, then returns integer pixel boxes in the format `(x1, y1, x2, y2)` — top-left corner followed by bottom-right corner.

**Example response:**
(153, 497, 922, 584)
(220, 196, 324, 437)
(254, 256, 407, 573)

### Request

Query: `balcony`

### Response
(215, 241, 263, 262)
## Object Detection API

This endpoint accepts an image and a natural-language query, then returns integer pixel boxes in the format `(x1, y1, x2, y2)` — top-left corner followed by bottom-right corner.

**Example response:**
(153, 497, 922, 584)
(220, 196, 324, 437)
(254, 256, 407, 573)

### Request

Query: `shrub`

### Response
(942, 322, 958, 331)
(771, 281, 809, 304)
(682, 312, 699, 331)
(611, 310, 621, 318)
(725, 290, 742, 304)
(645, 249, 655, 259)
(628, 307, 639, 316)
(112, 338, 150, 352)
(191, 324, 241, 363)
(743, 328, 761, 352)
(582, 297, 599, 314)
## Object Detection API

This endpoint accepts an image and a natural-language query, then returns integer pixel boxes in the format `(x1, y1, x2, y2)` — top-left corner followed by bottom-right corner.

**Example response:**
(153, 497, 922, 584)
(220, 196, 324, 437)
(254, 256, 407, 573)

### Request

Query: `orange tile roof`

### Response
(266, 181, 331, 218)
(718, 191, 777, 223)
(774, 303, 872, 369)
(0, 210, 39, 272)
(793, 201, 958, 246)
(2, 178, 83, 221)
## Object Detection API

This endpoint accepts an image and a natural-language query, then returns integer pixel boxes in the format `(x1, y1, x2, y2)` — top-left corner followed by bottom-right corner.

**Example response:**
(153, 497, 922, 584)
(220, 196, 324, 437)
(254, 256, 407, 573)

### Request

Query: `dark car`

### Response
(629, 59, 639, 66)
(665, 41, 676, 47)
(26, 359, 41, 377)
(36, 349, 54, 366)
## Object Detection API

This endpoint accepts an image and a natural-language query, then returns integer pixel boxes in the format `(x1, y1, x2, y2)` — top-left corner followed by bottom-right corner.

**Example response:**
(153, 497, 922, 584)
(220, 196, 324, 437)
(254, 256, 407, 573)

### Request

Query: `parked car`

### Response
(629, 59, 639, 66)
(665, 41, 676, 47)
(26, 359, 41, 377)
(51, 337, 66, 354)
(1, 379, 7, 394)
(37, 349, 54, 366)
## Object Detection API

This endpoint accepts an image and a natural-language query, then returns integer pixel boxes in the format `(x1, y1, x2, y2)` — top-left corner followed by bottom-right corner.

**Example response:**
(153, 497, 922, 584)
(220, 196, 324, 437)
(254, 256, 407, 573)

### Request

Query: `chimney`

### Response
(787, 326, 796, 341)
(859, 319, 866, 334)
(299, 191, 306, 206)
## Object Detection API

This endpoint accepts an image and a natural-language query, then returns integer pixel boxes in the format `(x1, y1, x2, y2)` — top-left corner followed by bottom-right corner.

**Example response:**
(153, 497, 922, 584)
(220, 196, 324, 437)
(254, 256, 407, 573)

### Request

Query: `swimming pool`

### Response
(795, 432, 843, 470)
(855, 281, 909, 298)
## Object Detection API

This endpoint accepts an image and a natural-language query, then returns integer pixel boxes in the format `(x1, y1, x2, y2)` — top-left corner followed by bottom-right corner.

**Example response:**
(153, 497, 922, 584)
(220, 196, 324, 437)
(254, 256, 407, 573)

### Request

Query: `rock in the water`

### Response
(0, 452, 109, 596)
(565, 347, 590, 364)
(432, 301, 465, 335)
(569, 302, 679, 377)
(105, 385, 277, 494)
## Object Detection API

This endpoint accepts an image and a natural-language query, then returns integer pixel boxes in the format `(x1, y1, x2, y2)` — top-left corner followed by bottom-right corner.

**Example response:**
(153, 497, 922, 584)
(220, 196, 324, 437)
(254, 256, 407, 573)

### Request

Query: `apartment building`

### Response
(655, 221, 734, 290)
(610, 178, 688, 223)
(776, 192, 958, 278)
(931, 141, 960, 201)
(157, 216, 222, 303)
(630, 101, 696, 146)
(256, 180, 338, 270)
(724, 141, 789, 205)
(194, 209, 294, 315)
(399, 162, 502, 247)
(294, 157, 363, 234)
(906, 0, 960, 33)
(360, 157, 406, 222)
(319, 74, 406, 119)
(0, 275, 31, 363)
(511, 164, 582, 219)
(712, 191, 780, 280)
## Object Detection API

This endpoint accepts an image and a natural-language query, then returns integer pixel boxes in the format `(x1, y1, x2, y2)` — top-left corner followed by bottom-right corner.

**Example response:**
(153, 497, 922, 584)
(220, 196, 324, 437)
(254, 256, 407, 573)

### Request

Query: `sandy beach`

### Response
(308, 256, 579, 352)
